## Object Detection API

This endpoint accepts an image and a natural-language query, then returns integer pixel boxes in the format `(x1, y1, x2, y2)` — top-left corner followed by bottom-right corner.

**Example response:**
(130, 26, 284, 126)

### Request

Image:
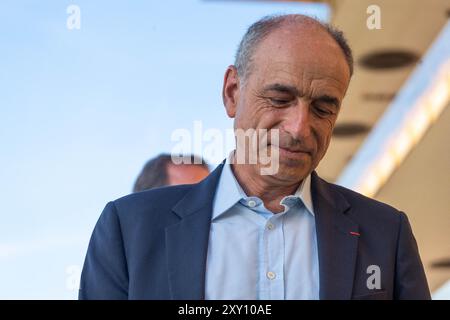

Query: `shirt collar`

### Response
(212, 151, 314, 220)
(212, 153, 245, 220)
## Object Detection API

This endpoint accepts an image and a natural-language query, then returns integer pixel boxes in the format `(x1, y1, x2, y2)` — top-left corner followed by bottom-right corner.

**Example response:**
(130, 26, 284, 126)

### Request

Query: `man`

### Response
(79, 14, 430, 300)
(133, 154, 209, 192)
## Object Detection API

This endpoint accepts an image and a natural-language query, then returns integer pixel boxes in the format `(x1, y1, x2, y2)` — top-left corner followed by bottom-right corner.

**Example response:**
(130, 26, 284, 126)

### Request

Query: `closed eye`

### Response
(312, 103, 334, 117)
(269, 98, 291, 106)
(314, 95, 340, 111)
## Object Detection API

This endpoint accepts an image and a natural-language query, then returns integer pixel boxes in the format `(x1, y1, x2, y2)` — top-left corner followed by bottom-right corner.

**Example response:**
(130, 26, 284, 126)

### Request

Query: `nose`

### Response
(283, 100, 312, 140)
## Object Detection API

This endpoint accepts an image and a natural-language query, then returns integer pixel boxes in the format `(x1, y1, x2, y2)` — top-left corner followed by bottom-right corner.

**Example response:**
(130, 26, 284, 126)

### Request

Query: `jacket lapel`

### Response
(311, 171, 359, 300)
(165, 163, 224, 299)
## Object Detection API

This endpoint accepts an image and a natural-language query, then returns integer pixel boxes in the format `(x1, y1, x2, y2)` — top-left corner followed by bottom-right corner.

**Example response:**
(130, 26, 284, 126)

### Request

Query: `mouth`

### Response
(264, 143, 313, 160)
(275, 146, 312, 159)
(280, 147, 310, 154)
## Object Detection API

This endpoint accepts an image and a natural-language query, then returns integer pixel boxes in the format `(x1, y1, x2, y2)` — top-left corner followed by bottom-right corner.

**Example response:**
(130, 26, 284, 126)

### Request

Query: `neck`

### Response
(230, 162, 302, 213)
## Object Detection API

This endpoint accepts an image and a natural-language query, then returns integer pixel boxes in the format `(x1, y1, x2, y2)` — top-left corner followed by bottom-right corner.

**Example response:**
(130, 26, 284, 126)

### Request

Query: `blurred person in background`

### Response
(133, 154, 209, 192)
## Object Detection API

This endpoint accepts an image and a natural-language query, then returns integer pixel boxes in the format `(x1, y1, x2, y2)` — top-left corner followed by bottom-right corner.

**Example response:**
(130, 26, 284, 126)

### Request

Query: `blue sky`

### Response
(0, 0, 328, 299)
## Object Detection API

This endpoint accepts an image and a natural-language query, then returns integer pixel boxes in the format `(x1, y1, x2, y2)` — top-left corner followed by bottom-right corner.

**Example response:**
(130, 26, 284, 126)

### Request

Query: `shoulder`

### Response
(323, 178, 404, 226)
(108, 184, 195, 221)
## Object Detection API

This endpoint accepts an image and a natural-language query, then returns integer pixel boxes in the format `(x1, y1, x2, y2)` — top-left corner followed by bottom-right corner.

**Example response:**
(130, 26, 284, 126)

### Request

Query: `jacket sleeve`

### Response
(394, 212, 431, 300)
(79, 201, 129, 299)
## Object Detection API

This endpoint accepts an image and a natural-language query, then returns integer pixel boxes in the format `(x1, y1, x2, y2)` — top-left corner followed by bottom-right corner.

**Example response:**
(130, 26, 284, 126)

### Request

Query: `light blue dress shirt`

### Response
(205, 155, 319, 300)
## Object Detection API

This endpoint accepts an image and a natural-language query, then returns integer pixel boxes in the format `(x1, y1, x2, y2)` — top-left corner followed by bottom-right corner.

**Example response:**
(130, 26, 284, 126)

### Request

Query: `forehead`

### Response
(249, 24, 350, 96)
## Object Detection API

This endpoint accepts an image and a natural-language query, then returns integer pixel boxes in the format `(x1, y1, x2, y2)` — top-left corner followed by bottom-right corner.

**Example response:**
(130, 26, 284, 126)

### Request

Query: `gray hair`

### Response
(234, 14, 354, 82)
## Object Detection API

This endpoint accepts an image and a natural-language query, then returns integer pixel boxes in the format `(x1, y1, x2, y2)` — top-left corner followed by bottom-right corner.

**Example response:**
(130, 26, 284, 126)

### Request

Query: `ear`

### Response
(222, 65, 240, 118)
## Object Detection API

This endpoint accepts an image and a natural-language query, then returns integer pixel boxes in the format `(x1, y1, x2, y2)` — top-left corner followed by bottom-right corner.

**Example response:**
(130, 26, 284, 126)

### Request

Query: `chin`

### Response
(279, 155, 310, 168)
(274, 163, 310, 182)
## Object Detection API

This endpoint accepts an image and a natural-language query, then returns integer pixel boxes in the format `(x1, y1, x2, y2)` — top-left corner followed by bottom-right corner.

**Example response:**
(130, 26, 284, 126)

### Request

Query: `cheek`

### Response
(234, 102, 251, 129)
(323, 116, 336, 131)
(237, 98, 276, 129)
(313, 118, 335, 153)
(257, 108, 284, 130)
(322, 133, 333, 153)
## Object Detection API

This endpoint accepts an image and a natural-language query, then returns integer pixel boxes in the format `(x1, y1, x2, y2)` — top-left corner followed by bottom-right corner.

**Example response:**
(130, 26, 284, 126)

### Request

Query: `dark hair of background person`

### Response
(133, 153, 208, 192)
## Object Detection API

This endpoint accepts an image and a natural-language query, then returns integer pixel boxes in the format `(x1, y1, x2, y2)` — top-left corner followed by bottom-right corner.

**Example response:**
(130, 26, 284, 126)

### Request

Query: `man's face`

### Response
(224, 23, 351, 184)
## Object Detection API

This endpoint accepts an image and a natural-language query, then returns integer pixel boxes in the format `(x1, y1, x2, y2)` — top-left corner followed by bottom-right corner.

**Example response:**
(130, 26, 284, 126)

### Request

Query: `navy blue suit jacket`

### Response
(79, 163, 430, 300)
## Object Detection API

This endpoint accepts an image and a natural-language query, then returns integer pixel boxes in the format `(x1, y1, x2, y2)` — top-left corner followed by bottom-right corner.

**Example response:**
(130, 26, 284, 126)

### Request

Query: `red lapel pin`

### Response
(350, 231, 360, 236)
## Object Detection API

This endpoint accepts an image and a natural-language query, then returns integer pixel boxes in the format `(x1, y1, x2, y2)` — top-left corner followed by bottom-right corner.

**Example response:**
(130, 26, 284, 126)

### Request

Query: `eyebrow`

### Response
(315, 95, 340, 109)
(262, 83, 301, 96)
(262, 83, 340, 108)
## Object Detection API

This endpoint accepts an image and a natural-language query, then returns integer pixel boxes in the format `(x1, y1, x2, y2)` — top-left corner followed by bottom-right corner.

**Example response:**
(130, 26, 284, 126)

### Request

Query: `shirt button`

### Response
(247, 200, 256, 207)
(267, 223, 274, 230)
(267, 271, 276, 280)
